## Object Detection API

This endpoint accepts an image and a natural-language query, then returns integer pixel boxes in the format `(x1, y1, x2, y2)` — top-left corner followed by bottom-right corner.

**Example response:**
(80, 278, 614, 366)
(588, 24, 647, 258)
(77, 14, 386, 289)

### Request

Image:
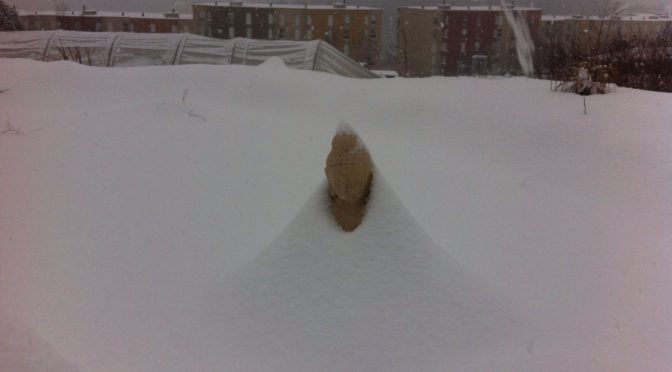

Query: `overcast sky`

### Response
(7, 0, 670, 15)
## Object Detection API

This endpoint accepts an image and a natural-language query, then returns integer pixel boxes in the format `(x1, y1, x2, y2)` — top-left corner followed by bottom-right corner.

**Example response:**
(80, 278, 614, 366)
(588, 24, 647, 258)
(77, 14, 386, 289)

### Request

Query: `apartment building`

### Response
(19, 7, 193, 34)
(397, 4, 542, 77)
(541, 13, 671, 52)
(192, 2, 383, 67)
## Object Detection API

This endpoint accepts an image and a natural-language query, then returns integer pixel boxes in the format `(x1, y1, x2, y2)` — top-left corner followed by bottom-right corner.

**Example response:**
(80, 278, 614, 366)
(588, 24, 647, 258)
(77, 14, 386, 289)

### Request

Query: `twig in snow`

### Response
(0, 88, 9, 94)
(583, 97, 587, 115)
(188, 110, 207, 122)
(1, 114, 23, 135)
(182, 88, 189, 104)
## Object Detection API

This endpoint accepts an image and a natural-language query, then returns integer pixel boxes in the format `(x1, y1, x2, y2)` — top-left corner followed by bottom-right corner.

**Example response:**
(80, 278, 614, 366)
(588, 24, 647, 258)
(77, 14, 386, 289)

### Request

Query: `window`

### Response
(306, 29, 312, 39)
(474, 41, 480, 51)
(345, 15, 350, 24)
(149, 23, 156, 33)
(183, 25, 189, 33)
(268, 28, 273, 39)
(199, 10, 206, 20)
(460, 42, 466, 54)
(246, 13, 251, 25)
(246, 27, 252, 38)
(229, 26, 235, 38)
(462, 28, 467, 36)
(371, 15, 377, 23)
(364, 16, 368, 26)
(107, 22, 113, 31)
(279, 14, 285, 26)
(268, 14, 274, 24)
(307, 15, 312, 25)
(431, 41, 437, 54)
(171, 24, 178, 33)
(95, 22, 102, 31)
(294, 15, 300, 26)
(476, 15, 482, 27)
(129, 23, 135, 32)
(228, 12, 235, 23)
(328, 15, 333, 27)
(495, 15, 502, 26)
(344, 42, 349, 56)
(295, 28, 300, 40)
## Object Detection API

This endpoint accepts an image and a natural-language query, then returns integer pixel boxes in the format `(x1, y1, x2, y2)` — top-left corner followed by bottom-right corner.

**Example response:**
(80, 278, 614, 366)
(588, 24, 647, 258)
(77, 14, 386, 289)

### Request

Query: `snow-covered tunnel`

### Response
(0, 30, 379, 78)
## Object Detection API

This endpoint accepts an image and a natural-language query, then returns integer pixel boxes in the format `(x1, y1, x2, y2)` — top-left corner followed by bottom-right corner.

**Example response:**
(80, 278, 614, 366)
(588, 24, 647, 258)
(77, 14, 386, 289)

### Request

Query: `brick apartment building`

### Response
(541, 13, 671, 53)
(19, 7, 193, 34)
(397, 4, 542, 77)
(192, 2, 383, 67)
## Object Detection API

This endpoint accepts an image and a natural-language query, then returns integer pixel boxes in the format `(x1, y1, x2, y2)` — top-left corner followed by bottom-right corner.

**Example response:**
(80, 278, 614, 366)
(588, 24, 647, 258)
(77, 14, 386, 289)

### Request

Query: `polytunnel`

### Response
(0, 30, 379, 79)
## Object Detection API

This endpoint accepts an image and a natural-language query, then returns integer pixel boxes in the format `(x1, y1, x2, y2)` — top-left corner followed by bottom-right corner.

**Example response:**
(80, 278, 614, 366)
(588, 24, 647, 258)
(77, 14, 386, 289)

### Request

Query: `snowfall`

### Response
(1, 57, 671, 372)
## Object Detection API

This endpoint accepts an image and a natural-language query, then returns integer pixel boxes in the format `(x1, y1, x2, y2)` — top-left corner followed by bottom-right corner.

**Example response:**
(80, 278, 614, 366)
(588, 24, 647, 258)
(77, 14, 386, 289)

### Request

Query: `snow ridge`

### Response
(210, 169, 518, 371)
(336, 120, 368, 154)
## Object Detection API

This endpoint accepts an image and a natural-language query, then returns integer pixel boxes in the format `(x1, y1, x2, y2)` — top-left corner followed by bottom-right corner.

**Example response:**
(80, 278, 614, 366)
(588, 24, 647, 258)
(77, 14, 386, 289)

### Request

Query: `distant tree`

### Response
(0, 0, 24, 31)
(54, 1, 69, 17)
(590, 0, 624, 56)
(54, 1, 69, 29)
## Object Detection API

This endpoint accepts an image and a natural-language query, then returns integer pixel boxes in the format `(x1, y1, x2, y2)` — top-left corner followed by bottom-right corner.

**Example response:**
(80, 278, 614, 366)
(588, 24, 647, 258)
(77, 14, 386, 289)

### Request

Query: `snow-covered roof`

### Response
(196, 2, 380, 11)
(401, 5, 541, 12)
(18, 10, 193, 20)
(0, 30, 378, 78)
(542, 13, 672, 22)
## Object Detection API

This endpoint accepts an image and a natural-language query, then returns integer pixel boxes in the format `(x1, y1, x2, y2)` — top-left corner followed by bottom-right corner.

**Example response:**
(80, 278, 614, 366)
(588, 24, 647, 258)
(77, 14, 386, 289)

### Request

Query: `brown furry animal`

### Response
(325, 127, 373, 231)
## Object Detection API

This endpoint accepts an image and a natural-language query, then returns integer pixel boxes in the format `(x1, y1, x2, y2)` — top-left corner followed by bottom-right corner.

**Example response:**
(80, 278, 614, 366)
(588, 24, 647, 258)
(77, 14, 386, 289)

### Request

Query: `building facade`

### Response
(397, 5, 542, 77)
(192, 2, 383, 67)
(19, 8, 193, 34)
(541, 13, 671, 54)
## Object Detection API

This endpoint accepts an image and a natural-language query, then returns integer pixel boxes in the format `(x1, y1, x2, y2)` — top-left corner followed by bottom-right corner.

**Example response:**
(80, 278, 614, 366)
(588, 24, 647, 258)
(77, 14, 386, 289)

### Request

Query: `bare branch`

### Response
(188, 110, 207, 122)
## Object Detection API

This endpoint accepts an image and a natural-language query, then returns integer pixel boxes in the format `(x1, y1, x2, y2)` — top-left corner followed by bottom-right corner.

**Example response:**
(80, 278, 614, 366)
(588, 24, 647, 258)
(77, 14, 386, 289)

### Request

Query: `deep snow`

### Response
(1, 58, 671, 371)
(211, 171, 519, 371)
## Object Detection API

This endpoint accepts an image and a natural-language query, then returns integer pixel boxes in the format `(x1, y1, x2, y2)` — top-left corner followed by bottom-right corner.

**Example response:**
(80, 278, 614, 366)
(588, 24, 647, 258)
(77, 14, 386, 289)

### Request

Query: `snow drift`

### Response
(210, 169, 518, 371)
(0, 312, 79, 372)
(1, 58, 670, 372)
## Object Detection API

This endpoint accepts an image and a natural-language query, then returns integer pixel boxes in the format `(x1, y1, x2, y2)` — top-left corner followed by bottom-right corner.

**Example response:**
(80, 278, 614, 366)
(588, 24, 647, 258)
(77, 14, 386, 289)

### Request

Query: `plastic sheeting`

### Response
(0, 30, 378, 78)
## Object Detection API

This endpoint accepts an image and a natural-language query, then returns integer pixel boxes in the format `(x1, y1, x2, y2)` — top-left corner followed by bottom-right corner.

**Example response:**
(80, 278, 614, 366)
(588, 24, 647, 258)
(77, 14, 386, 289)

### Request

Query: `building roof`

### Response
(195, 2, 381, 11)
(400, 5, 541, 12)
(541, 13, 672, 22)
(18, 10, 193, 20)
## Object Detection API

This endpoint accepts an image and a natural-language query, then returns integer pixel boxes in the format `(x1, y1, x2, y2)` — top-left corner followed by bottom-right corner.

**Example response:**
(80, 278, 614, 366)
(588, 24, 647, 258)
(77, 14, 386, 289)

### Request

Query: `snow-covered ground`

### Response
(1, 58, 671, 371)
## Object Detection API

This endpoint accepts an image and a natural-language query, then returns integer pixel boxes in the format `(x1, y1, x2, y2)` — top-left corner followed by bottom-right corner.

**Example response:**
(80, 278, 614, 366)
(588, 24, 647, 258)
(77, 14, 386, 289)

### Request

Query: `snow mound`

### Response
(258, 56, 288, 69)
(210, 170, 519, 371)
(335, 120, 368, 153)
(0, 313, 80, 372)
(336, 120, 357, 136)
